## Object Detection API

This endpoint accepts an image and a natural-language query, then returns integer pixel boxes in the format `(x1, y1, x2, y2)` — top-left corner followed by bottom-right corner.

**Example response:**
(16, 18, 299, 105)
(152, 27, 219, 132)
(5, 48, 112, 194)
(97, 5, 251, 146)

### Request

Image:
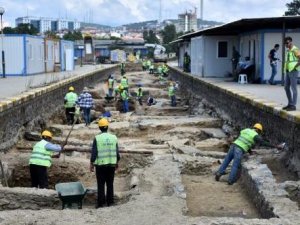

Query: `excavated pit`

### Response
(1, 65, 298, 224)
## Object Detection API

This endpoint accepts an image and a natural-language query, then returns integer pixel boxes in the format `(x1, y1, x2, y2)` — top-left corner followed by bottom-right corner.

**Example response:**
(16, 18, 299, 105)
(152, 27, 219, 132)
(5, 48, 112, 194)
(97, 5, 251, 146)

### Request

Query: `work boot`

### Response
(227, 181, 234, 185)
(286, 105, 296, 111)
(215, 172, 222, 181)
(282, 105, 291, 110)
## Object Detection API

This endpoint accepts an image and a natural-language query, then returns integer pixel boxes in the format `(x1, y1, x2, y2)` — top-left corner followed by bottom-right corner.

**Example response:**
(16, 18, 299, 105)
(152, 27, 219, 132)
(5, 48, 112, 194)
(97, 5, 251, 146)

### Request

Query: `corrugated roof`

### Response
(178, 16, 300, 40)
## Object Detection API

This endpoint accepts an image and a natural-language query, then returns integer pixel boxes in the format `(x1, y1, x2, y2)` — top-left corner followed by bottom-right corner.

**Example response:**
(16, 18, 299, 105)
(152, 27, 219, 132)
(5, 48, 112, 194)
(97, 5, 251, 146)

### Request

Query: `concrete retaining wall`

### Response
(0, 65, 118, 151)
(169, 67, 300, 176)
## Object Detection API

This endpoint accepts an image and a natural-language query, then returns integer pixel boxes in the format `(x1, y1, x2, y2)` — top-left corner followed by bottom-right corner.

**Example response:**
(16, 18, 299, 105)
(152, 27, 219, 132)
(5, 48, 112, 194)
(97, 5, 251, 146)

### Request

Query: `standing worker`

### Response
(136, 87, 143, 106)
(283, 36, 300, 111)
(268, 44, 280, 85)
(121, 76, 129, 92)
(168, 82, 176, 107)
(183, 52, 191, 72)
(215, 123, 283, 185)
(77, 87, 94, 126)
(90, 118, 120, 208)
(107, 74, 115, 97)
(64, 86, 78, 125)
(120, 62, 126, 76)
(120, 87, 129, 113)
(29, 130, 63, 189)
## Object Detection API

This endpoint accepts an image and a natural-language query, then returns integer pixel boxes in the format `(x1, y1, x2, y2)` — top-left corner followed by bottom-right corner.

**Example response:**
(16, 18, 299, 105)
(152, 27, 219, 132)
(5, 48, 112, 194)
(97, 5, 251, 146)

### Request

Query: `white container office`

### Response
(60, 40, 74, 71)
(0, 34, 45, 76)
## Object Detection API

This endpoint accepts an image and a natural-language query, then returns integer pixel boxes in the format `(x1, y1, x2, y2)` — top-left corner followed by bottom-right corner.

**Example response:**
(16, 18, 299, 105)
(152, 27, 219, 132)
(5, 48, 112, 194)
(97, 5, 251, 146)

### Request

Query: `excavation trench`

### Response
(0, 66, 298, 224)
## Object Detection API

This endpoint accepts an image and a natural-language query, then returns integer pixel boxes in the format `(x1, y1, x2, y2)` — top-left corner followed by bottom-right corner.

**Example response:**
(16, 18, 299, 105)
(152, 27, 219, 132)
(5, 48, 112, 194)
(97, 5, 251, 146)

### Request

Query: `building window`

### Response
(217, 41, 228, 58)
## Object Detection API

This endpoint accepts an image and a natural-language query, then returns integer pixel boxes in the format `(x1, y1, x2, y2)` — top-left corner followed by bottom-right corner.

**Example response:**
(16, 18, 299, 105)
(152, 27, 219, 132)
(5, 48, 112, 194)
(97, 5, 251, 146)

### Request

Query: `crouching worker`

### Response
(215, 123, 283, 185)
(90, 118, 120, 208)
(29, 130, 63, 189)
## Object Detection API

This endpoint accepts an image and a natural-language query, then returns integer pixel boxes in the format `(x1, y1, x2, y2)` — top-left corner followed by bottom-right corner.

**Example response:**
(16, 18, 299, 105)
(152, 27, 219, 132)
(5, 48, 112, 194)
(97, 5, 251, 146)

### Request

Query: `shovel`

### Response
(62, 106, 81, 162)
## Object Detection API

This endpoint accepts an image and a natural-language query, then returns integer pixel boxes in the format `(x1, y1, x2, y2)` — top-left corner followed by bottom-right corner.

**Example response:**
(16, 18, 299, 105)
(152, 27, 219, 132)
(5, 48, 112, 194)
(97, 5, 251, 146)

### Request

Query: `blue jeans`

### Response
(123, 100, 129, 113)
(108, 88, 113, 97)
(217, 144, 244, 183)
(284, 70, 299, 106)
(269, 64, 277, 84)
(82, 107, 91, 125)
(171, 95, 176, 106)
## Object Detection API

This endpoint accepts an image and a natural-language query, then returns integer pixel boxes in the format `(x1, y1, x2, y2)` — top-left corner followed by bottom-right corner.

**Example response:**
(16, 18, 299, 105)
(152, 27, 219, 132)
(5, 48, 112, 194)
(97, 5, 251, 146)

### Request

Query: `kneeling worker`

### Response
(29, 130, 63, 189)
(90, 118, 120, 208)
(215, 123, 283, 185)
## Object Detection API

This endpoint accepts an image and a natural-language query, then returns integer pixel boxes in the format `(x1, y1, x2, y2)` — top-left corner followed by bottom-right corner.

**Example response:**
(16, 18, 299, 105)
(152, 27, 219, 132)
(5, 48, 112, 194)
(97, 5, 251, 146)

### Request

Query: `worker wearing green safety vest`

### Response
(120, 62, 126, 75)
(162, 64, 169, 76)
(107, 75, 115, 97)
(282, 36, 300, 111)
(168, 82, 176, 106)
(215, 124, 283, 185)
(136, 87, 143, 106)
(29, 130, 63, 189)
(121, 88, 129, 113)
(146, 60, 151, 70)
(157, 66, 163, 75)
(149, 64, 154, 74)
(142, 60, 147, 71)
(90, 118, 120, 208)
(64, 86, 78, 125)
(121, 76, 129, 91)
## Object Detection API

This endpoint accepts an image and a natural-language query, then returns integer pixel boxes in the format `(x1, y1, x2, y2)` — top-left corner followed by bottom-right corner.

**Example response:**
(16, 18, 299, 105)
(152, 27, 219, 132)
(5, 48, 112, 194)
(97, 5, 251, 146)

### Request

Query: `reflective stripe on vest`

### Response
(64, 92, 78, 108)
(29, 140, 53, 167)
(285, 46, 300, 72)
(121, 78, 128, 88)
(168, 86, 175, 96)
(121, 90, 129, 100)
(233, 128, 257, 152)
(108, 79, 114, 89)
(95, 133, 118, 165)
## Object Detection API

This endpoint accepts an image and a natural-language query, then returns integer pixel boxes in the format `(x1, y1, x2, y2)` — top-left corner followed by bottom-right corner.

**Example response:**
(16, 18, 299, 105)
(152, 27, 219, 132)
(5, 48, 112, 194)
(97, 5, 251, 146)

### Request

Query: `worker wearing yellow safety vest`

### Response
(162, 64, 169, 76)
(107, 74, 115, 97)
(142, 59, 147, 71)
(136, 87, 143, 106)
(121, 76, 129, 91)
(29, 130, 63, 188)
(215, 124, 284, 185)
(146, 60, 151, 70)
(90, 118, 120, 208)
(120, 87, 129, 113)
(64, 86, 78, 125)
(168, 82, 176, 107)
(283, 36, 300, 111)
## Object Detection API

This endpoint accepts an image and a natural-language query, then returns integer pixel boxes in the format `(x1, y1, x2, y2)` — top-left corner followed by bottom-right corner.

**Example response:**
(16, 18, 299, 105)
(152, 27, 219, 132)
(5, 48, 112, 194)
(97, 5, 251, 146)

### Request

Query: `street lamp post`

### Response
(0, 7, 5, 78)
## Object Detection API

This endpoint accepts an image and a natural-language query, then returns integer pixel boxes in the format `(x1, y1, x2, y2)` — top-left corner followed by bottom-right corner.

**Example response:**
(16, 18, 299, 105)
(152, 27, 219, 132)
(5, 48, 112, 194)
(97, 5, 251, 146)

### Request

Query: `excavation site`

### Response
(0, 63, 299, 225)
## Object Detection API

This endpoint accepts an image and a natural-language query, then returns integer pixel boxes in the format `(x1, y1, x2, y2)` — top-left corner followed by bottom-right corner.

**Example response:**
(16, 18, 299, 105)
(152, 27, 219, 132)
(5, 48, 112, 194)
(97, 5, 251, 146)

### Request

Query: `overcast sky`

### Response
(0, 0, 293, 27)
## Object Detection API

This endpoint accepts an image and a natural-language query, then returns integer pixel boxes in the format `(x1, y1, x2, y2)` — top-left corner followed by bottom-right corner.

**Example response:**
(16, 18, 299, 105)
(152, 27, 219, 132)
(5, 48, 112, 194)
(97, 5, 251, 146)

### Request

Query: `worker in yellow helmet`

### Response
(90, 118, 120, 208)
(215, 123, 284, 185)
(29, 130, 64, 188)
(64, 86, 78, 125)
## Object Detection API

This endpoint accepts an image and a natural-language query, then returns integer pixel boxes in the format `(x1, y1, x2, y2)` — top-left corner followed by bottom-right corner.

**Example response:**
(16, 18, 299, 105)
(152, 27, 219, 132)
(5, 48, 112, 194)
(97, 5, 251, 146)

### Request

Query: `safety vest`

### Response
(157, 66, 162, 74)
(121, 78, 128, 88)
(121, 90, 129, 100)
(184, 55, 190, 64)
(146, 60, 151, 66)
(29, 140, 53, 167)
(64, 92, 78, 108)
(108, 78, 114, 89)
(94, 133, 118, 165)
(150, 65, 154, 69)
(168, 86, 175, 97)
(233, 128, 258, 152)
(285, 45, 300, 72)
(120, 63, 125, 69)
(142, 61, 147, 67)
(136, 90, 143, 97)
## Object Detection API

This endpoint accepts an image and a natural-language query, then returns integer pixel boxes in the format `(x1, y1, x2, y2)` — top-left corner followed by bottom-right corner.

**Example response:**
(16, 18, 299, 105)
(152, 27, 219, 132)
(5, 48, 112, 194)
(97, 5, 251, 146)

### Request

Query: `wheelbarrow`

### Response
(55, 181, 87, 209)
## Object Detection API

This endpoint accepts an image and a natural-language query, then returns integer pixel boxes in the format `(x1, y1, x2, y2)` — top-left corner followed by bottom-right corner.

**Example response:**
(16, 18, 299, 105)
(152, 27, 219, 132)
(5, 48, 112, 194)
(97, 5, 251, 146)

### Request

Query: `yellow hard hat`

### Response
(98, 118, 109, 127)
(119, 85, 124, 90)
(253, 123, 263, 131)
(69, 86, 74, 91)
(41, 130, 53, 138)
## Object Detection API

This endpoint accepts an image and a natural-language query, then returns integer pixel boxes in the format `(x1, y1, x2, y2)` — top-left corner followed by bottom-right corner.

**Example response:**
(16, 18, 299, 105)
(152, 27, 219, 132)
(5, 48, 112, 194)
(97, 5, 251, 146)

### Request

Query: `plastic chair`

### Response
(238, 74, 248, 84)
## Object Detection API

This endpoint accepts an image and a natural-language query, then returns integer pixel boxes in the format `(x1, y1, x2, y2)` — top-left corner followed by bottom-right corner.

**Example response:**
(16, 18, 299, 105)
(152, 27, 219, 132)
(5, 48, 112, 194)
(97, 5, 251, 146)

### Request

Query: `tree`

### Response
(63, 31, 83, 41)
(15, 23, 38, 35)
(284, 0, 300, 15)
(3, 27, 16, 34)
(160, 24, 178, 53)
(44, 31, 59, 39)
(143, 29, 159, 44)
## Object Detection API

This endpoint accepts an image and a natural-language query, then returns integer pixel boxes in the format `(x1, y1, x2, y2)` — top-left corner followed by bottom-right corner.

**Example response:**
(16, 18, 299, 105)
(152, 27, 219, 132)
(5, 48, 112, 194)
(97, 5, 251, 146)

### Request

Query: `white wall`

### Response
(26, 36, 45, 75)
(203, 36, 238, 77)
(191, 36, 204, 76)
(45, 39, 55, 72)
(0, 36, 24, 75)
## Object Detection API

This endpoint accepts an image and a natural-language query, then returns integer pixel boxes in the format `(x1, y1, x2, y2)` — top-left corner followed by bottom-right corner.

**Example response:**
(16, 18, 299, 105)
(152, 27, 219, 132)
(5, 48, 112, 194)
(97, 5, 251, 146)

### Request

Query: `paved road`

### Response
(0, 64, 114, 101)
